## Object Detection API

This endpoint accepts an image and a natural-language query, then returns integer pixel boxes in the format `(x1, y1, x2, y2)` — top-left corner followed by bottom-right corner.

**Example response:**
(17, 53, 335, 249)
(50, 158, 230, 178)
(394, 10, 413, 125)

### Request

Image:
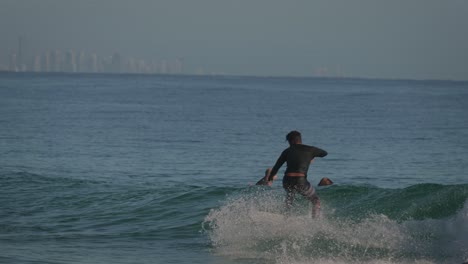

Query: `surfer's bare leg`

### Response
(302, 183, 320, 218)
(310, 196, 321, 218)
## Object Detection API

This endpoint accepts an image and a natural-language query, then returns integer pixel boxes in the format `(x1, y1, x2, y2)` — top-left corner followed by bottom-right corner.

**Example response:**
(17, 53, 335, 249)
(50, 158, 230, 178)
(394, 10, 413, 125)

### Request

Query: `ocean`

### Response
(1, 73, 467, 264)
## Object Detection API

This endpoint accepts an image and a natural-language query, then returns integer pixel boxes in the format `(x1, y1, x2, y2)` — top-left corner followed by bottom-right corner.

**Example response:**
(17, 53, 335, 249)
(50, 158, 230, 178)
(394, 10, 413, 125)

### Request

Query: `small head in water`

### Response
(318, 177, 333, 186)
(286, 130, 302, 145)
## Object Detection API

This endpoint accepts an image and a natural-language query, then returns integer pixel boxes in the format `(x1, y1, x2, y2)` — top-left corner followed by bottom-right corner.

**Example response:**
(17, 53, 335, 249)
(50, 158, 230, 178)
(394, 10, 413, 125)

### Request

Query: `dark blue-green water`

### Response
(1, 73, 467, 264)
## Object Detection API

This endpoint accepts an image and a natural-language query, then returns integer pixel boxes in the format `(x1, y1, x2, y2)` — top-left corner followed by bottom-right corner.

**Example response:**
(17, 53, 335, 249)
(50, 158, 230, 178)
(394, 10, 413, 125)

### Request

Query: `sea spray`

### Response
(203, 185, 468, 263)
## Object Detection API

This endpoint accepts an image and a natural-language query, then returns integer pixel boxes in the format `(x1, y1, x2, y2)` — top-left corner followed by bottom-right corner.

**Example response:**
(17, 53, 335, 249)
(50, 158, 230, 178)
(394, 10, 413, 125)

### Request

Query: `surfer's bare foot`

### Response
(311, 200, 321, 218)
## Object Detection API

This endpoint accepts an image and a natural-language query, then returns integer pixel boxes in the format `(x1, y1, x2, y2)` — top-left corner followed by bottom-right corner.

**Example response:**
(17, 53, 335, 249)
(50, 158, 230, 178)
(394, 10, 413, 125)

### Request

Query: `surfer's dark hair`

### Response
(286, 130, 302, 144)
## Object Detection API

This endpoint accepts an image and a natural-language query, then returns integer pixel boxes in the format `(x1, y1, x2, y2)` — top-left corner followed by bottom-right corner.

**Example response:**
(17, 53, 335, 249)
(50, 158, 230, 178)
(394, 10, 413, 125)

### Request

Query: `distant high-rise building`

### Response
(49, 52, 56, 72)
(42, 51, 51, 72)
(196, 67, 205, 75)
(88, 53, 98, 73)
(64, 50, 77, 72)
(78, 51, 87, 73)
(315, 67, 329, 78)
(51, 50, 62, 72)
(172, 58, 183, 74)
(160, 60, 167, 74)
(150, 60, 159, 74)
(9, 53, 18, 72)
(100, 56, 112, 73)
(17, 37, 24, 71)
(138, 59, 151, 74)
(33, 55, 41, 72)
(126, 57, 137, 73)
(111, 52, 122, 73)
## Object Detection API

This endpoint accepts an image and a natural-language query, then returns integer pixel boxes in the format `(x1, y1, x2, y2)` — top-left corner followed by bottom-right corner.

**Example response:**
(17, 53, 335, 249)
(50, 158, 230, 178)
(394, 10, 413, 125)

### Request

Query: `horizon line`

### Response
(0, 70, 467, 83)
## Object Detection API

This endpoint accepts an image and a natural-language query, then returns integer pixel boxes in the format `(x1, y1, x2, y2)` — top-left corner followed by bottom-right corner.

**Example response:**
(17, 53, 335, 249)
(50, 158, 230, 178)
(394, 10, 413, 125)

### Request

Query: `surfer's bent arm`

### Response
(268, 151, 286, 181)
(312, 147, 328, 158)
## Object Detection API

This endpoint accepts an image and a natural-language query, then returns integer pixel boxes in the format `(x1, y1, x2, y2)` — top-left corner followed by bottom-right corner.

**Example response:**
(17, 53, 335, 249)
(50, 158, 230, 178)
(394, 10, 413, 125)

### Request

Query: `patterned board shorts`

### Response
(282, 176, 319, 202)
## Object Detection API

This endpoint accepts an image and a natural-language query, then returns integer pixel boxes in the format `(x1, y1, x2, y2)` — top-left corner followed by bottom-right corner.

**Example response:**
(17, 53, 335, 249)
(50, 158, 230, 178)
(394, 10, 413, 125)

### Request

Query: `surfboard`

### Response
(255, 177, 269, 185)
(255, 168, 274, 186)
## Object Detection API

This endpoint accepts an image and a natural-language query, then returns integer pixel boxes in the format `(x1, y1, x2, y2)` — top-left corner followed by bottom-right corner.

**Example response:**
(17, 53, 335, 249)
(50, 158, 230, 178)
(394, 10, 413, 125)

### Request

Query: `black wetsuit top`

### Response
(268, 144, 327, 181)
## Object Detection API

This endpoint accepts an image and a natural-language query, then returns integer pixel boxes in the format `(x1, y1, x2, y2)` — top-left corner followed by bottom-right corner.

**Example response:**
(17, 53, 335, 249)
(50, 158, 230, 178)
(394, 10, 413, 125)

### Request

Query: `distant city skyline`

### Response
(3, 38, 186, 75)
(0, 36, 346, 77)
(1, 1, 468, 80)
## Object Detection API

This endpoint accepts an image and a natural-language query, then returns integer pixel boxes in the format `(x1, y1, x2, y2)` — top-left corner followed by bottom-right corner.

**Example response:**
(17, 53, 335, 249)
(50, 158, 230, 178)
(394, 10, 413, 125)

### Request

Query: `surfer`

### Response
(266, 130, 328, 217)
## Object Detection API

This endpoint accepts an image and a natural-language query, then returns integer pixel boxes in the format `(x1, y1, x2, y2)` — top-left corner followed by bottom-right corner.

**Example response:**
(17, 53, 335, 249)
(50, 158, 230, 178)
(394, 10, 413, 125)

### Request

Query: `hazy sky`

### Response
(1, 0, 468, 80)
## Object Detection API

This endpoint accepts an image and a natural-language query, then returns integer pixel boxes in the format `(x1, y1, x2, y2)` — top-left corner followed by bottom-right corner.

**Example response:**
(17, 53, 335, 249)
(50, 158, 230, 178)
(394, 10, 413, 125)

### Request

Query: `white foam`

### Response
(203, 192, 468, 264)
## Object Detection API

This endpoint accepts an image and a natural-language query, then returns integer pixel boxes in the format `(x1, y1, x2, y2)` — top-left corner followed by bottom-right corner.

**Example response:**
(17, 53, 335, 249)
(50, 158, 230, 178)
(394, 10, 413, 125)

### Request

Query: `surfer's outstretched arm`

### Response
(268, 151, 287, 181)
(265, 168, 277, 186)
